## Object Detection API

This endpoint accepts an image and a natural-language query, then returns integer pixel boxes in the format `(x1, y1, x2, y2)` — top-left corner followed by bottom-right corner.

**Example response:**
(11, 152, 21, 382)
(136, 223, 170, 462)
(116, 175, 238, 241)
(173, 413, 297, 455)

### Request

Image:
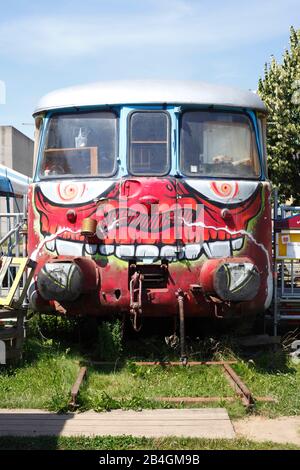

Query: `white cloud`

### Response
(0, 0, 299, 60)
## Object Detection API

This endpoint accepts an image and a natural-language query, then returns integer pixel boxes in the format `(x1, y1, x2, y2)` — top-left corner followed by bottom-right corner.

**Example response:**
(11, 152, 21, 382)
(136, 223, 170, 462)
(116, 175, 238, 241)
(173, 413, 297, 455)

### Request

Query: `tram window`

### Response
(40, 111, 117, 178)
(128, 111, 170, 175)
(180, 111, 261, 178)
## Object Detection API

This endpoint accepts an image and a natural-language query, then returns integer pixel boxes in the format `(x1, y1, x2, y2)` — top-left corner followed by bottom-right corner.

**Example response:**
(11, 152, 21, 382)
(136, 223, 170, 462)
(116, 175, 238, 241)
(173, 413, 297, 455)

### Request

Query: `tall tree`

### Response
(258, 26, 300, 203)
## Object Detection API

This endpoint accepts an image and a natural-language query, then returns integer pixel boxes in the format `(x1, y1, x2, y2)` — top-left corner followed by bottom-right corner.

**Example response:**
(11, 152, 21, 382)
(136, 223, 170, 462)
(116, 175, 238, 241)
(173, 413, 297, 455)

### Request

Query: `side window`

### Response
(128, 111, 170, 175)
(33, 115, 44, 177)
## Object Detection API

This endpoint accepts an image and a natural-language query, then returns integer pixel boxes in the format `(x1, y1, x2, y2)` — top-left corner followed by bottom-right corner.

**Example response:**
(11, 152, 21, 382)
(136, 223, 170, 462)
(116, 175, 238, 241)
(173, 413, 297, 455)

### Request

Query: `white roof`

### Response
(34, 80, 266, 114)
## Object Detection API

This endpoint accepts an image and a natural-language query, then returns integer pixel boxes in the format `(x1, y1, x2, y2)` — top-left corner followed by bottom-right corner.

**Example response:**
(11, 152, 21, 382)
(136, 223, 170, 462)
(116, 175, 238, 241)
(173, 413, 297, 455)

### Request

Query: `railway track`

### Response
(68, 359, 276, 410)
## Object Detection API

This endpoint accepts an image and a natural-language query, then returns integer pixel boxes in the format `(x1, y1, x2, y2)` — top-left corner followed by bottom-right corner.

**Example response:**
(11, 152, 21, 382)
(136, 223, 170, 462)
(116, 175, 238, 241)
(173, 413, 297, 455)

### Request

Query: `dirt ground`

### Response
(233, 416, 300, 446)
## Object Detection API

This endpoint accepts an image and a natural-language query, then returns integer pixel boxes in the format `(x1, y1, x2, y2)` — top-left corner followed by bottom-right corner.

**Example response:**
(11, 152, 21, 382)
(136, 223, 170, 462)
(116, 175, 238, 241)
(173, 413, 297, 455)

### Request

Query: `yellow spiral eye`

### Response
(211, 182, 238, 198)
(220, 183, 231, 196)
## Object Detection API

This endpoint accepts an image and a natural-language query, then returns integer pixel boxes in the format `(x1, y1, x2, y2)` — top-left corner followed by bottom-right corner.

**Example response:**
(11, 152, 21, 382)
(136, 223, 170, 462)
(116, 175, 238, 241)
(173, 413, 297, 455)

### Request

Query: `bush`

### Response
(26, 313, 79, 343)
(96, 320, 123, 361)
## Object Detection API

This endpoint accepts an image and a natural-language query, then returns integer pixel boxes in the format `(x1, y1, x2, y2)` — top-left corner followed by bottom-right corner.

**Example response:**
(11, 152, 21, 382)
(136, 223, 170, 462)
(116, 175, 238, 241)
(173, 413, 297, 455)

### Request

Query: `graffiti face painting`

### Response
(28, 83, 272, 321)
(28, 176, 272, 318)
(33, 178, 262, 257)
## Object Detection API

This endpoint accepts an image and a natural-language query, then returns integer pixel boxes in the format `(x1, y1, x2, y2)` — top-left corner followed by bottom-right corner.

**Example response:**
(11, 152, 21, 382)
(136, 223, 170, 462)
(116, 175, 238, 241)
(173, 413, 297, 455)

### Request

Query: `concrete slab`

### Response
(0, 408, 235, 439)
(234, 416, 300, 446)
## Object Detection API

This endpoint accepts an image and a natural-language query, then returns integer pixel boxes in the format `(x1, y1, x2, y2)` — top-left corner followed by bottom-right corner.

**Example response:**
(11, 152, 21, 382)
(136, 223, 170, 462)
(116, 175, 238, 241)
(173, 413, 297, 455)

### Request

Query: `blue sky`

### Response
(0, 0, 299, 139)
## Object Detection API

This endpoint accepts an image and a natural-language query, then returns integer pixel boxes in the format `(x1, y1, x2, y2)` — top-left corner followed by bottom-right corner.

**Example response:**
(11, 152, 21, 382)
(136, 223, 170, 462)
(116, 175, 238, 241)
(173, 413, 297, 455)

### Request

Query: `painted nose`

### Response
(140, 195, 159, 205)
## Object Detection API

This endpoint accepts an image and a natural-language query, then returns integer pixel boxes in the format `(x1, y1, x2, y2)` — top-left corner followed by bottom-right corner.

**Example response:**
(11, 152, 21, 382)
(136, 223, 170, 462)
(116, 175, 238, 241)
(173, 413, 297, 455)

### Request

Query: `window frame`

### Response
(179, 109, 262, 180)
(127, 109, 171, 177)
(37, 109, 119, 180)
(257, 113, 269, 179)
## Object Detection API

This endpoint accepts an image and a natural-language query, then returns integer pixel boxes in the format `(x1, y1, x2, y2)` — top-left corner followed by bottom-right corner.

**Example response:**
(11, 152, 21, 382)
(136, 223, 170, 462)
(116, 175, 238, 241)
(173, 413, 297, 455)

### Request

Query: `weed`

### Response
(1, 334, 300, 419)
(0, 339, 79, 411)
(0, 436, 298, 450)
(95, 320, 123, 361)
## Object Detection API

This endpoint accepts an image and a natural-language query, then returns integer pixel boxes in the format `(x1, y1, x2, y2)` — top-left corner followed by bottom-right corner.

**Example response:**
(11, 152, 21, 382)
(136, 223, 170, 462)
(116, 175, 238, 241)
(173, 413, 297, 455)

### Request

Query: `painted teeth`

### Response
(136, 245, 159, 262)
(160, 246, 178, 261)
(202, 242, 212, 258)
(56, 239, 84, 256)
(184, 244, 201, 260)
(43, 238, 244, 260)
(99, 245, 115, 255)
(115, 246, 135, 259)
(84, 244, 97, 255)
(207, 240, 231, 258)
(45, 240, 56, 252)
(232, 237, 244, 251)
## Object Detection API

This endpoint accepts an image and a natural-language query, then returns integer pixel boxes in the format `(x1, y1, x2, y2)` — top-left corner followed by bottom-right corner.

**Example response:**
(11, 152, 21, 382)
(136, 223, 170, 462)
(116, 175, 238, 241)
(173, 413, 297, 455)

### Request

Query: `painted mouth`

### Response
(44, 234, 245, 260)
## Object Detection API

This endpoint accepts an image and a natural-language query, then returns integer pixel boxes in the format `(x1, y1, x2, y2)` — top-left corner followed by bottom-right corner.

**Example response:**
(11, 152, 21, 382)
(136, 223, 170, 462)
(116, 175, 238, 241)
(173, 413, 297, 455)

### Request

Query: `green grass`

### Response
(78, 354, 300, 419)
(1, 321, 300, 451)
(0, 339, 79, 411)
(1, 334, 300, 420)
(78, 362, 238, 413)
(231, 352, 300, 417)
(0, 435, 298, 450)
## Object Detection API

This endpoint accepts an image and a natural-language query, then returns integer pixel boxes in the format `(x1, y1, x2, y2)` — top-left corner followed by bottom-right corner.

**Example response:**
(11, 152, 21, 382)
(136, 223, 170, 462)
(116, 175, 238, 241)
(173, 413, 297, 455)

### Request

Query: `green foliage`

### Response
(26, 313, 41, 338)
(26, 313, 79, 344)
(1, 333, 300, 420)
(0, 339, 78, 411)
(0, 436, 298, 450)
(79, 360, 238, 414)
(95, 320, 123, 361)
(258, 26, 300, 203)
(78, 389, 149, 412)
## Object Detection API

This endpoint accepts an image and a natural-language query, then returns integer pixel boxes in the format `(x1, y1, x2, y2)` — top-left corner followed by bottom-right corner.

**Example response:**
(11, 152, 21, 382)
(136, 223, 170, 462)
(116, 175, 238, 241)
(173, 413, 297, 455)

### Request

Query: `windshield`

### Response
(128, 111, 170, 175)
(39, 111, 117, 178)
(180, 111, 260, 178)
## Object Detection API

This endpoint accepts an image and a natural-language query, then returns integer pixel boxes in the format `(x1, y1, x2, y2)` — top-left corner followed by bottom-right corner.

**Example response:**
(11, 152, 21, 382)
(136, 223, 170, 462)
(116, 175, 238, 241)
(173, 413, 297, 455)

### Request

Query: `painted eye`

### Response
(37, 180, 115, 205)
(186, 180, 258, 204)
(58, 183, 84, 201)
(210, 182, 238, 198)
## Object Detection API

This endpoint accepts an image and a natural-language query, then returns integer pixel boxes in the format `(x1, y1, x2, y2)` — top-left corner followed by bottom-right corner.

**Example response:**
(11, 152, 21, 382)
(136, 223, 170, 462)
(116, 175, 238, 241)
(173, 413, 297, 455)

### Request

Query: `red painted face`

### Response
(176, 180, 262, 243)
(33, 177, 262, 259)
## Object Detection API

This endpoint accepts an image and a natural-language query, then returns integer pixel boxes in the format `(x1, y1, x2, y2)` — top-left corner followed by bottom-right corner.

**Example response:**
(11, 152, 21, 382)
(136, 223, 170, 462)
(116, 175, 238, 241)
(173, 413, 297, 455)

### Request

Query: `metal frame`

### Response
(0, 179, 32, 364)
(0, 308, 27, 363)
(273, 190, 300, 334)
(86, 360, 275, 409)
(69, 367, 87, 408)
(0, 257, 28, 307)
(0, 257, 35, 308)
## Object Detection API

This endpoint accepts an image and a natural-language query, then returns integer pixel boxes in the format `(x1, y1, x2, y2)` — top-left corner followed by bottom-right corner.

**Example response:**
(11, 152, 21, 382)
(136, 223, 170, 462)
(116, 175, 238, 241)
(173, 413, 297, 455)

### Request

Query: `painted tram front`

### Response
(27, 81, 272, 328)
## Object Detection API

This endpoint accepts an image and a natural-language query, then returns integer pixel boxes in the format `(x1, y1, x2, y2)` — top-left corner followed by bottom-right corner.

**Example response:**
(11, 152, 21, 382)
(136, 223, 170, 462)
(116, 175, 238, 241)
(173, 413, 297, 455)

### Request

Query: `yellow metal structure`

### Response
(0, 257, 35, 308)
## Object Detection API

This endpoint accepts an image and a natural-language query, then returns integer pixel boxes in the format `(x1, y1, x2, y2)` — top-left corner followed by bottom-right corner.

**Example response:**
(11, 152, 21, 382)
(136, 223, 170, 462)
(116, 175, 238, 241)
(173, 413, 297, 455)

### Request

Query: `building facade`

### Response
(0, 126, 33, 178)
